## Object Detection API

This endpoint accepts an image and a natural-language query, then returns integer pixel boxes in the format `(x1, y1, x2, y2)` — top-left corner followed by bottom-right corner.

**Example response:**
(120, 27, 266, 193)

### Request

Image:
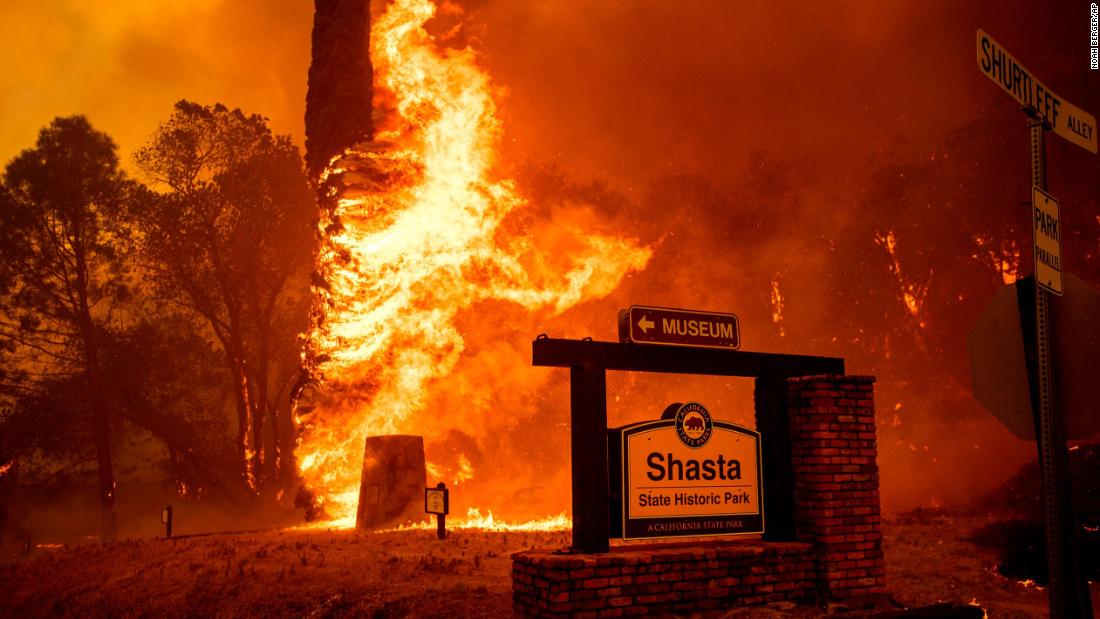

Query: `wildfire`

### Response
(769, 273, 785, 337)
(392, 508, 571, 532)
(875, 230, 929, 330)
(452, 454, 474, 486)
(971, 233, 1020, 284)
(296, 0, 650, 524)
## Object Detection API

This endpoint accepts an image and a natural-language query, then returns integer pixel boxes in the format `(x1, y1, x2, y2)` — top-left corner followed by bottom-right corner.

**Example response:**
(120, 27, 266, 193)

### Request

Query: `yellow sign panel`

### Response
(425, 488, 448, 515)
(620, 403, 763, 540)
(977, 29, 1097, 154)
(1033, 187, 1063, 296)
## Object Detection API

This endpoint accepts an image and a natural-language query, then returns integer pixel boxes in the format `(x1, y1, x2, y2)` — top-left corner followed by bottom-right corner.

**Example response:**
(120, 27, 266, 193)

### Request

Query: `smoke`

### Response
(4, 0, 1097, 516)
(0, 0, 312, 168)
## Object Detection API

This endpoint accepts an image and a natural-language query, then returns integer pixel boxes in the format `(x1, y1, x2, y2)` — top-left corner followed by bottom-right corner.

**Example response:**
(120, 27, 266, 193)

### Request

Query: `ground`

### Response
(0, 511, 1096, 617)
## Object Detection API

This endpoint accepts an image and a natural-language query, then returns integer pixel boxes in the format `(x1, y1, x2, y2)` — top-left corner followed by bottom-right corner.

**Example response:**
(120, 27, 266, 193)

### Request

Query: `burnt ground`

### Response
(1, 511, 1097, 618)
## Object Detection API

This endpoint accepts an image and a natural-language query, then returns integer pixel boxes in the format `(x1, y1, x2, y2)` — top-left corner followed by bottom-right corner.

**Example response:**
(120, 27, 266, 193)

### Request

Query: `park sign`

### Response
(1032, 188, 1063, 295)
(618, 305, 740, 350)
(976, 29, 1097, 153)
(618, 402, 763, 540)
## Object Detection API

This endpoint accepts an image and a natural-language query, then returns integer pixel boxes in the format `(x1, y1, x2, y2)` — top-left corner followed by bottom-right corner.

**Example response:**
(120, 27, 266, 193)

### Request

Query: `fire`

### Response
(392, 508, 571, 532)
(875, 229, 928, 330)
(296, 0, 650, 524)
(452, 454, 474, 486)
(972, 233, 1020, 284)
(769, 273, 785, 337)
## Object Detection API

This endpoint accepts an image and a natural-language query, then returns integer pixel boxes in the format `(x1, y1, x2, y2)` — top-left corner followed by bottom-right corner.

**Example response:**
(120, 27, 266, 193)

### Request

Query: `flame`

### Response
(972, 234, 1020, 284)
(966, 599, 989, 619)
(296, 0, 650, 524)
(391, 508, 571, 532)
(0, 461, 11, 476)
(875, 230, 928, 330)
(453, 508, 571, 531)
(769, 273, 785, 337)
(452, 454, 474, 486)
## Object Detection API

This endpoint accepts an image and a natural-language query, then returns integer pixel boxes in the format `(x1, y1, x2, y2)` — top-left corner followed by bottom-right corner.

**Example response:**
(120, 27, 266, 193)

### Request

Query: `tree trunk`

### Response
(74, 243, 118, 541)
(83, 335, 118, 540)
(250, 368, 266, 496)
(256, 316, 276, 497)
(227, 347, 257, 494)
(0, 458, 18, 549)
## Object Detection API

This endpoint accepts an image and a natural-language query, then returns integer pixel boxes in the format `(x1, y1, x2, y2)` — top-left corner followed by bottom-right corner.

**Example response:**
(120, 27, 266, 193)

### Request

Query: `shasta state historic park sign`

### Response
(614, 402, 763, 540)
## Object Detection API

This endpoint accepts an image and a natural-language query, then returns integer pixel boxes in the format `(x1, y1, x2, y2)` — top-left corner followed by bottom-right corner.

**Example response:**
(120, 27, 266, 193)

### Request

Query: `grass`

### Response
(1, 511, 1095, 617)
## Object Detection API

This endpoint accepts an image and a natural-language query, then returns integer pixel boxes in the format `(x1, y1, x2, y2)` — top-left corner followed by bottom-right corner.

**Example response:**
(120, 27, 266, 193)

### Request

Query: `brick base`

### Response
(512, 541, 815, 618)
(788, 375, 887, 602)
(512, 374, 886, 617)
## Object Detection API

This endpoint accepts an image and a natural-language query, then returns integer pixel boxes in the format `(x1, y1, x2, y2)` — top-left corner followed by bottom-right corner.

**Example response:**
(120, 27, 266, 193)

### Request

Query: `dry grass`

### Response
(1, 512, 1095, 617)
(1, 526, 569, 617)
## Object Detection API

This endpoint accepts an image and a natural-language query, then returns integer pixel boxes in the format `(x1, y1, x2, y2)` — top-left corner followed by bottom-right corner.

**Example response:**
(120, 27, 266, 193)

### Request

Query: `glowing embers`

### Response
(875, 229, 928, 329)
(389, 508, 571, 532)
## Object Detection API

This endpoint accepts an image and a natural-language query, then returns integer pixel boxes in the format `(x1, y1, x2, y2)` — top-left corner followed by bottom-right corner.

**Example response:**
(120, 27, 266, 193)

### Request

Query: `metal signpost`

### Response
(977, 28, 1095, 619)
(1032, 188, 1063, 296)
(969, 273, 1100, 441)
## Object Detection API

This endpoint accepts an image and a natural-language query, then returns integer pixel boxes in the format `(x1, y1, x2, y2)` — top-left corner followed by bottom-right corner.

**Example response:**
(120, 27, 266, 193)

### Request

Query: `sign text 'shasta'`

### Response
(618, 402, 763, 540)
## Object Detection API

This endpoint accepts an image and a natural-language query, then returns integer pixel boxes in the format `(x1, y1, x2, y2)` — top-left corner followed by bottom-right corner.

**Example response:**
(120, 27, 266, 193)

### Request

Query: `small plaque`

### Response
(425, 486, 449, 515)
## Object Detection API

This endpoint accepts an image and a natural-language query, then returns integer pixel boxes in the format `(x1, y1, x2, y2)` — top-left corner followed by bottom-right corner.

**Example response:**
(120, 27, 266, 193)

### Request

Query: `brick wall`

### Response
(512, 541, 815, 618)
(788, 374, 886, 602)
(513, 374, 885, 617)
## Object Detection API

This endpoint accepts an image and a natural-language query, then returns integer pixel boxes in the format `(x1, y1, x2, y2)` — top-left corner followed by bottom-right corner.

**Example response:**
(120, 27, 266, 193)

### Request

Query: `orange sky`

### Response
(0, 0, 312, 169)
(2, 1, 1096, 184)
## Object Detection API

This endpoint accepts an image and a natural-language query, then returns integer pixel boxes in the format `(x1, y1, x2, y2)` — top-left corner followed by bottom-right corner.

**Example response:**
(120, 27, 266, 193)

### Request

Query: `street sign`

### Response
(616, 402, 763, 540)
(618, 306, 740, 349)
(1032, 187, 1063, 295)
(976, 29, 1098, 153)
(972, 30, 1095, 618)
(969, 274, 1100, 440)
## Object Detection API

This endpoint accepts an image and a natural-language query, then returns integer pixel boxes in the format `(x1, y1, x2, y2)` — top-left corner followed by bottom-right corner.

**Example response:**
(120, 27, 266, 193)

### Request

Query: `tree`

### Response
(103, 316, 241, 501)
(0, 116, 131, 539)
(133, 101, 316, 497)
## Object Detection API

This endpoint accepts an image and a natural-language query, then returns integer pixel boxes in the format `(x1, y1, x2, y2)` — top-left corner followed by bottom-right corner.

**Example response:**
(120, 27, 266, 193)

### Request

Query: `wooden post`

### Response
(570, 365, 609, 553)
(755, 376, 796, 541)
(436, 482, 447, 540)
(162, 505, 173, 539)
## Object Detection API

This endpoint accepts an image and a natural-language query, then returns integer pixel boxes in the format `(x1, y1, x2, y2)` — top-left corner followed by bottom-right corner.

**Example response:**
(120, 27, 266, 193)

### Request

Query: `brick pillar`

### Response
(787, 375, 885, 604)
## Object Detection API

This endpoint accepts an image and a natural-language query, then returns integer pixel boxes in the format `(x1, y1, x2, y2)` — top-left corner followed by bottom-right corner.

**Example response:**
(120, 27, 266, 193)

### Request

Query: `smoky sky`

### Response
(3, 1, 1096, 178)
(0, 0, 312, 167)
(2, 0, 1098, 512)
(467, 0, 1099, 188)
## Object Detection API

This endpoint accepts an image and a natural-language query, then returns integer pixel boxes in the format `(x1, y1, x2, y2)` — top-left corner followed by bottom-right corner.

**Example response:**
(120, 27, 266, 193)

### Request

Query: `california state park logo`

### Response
(675, 402, 713, 448)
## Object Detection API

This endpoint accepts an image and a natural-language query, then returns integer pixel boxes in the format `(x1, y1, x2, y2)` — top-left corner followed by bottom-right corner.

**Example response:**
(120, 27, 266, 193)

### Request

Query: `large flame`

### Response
(297, 0, 651, 525)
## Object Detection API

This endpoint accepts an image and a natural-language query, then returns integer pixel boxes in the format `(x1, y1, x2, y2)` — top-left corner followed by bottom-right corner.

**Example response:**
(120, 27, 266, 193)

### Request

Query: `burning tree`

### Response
(133, 102, 316, 498)
(295, 0, 651, 524)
